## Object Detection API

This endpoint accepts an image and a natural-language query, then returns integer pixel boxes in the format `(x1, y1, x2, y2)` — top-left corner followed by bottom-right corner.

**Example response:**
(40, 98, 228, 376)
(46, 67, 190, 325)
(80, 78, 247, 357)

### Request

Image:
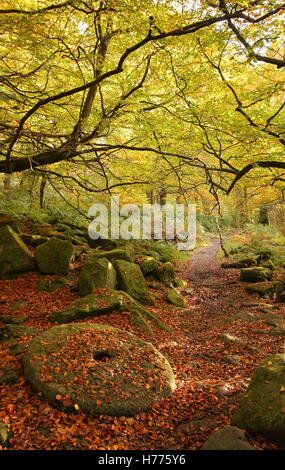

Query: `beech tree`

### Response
(0, 0, 284, 198)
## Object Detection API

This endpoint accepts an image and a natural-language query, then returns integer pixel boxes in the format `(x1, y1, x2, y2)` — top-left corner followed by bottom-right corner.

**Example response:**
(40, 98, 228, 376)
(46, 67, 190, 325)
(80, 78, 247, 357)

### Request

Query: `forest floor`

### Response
(0, 237, 284, 450)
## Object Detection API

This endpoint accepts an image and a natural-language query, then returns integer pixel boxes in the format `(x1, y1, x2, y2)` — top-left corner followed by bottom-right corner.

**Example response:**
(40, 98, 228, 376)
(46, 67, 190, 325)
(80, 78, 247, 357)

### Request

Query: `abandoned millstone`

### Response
(23, 323, 175, 416)
(240, 267, 272, 283)
(201, 426, 255, 450)
(35, 238, 73, 274)
(0, 225, 35, 279)
(232, 354, 285, 444)
(79, 257, 116, 296)
(113, 259, 148, 301)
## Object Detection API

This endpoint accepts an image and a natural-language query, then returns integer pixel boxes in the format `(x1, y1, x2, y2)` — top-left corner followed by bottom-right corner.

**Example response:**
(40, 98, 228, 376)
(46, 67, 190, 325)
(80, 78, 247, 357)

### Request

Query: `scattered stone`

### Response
(23, 323, 175, 416)
(49, 289, 124, 323)
(86, 236, 118, 250)
(0, 370, 19, 385)
(268, 328, 285, 337)
(36, 238, 73, 274)
(221, 355, 241, 366)
(20, 233, 49, 247)
(221, 257, 257, 269)
(172, 277, 187, 288)
(177, 417, 217, 434)
(49, 288, 167, 334)
(181, 309, 199, 317)
(240, 267, 272, 283)
(0, 423, 9, 447)
(149, 262, 175, 287)
(232, 354, 285, 444)
(246, 281, 284, 298)
(114, 259, 148, 301)
(166, 289, 186, 308)
(201, 426, 255, 450)
(0, 225, 35, 279)
(217, 333, 245, 345)
(0, 315, 28, 324)
(38, 275, 73, 292)
(79, 257, 116, 296)
(89, 249, 133, 262)
(263, 312, 285, 328)
(135, 256, 160, 275)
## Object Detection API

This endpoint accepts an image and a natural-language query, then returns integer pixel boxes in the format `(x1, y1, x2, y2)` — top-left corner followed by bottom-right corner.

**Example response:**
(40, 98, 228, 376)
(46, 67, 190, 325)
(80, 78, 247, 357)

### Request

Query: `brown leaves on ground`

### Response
(0, 242, 282, 450)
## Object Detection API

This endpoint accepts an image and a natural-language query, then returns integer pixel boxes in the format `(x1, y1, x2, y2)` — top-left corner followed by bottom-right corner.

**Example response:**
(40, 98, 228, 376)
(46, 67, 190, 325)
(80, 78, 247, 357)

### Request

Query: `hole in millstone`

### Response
(92, 350, 116, 362)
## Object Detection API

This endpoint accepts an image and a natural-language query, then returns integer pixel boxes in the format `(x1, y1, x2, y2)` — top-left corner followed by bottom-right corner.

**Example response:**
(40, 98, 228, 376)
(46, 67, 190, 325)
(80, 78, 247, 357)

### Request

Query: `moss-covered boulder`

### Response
(38, 275, 74, 292)
(201, 426, 255, 450)
(86, 236, 119, 250)
(240, 267, 272, 283)
(0, 225, 35, 279)
(49, 288, 168, 334)
(149, 262, 175, 287)
(0, 423, 10, 447)
(232, 354, 285, 444)
(113, 259, 148, 301)
(20, 233, 49, 247)
(246, 281, 284, 298)
(23, 323, 175, 416)
(79, 257, 116, 296)
(90, 248, 132, 262)
(221, 257, 257, 269)
(49, 289, 124, 323)
(35, 238, 73, 274)
(134, 256, 160, 275)
(166, 289, 186, 308)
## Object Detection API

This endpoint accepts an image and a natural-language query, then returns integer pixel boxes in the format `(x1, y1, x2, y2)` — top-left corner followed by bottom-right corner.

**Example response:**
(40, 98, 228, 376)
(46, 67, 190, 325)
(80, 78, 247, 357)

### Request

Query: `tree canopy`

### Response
(0, 0, 284, 210)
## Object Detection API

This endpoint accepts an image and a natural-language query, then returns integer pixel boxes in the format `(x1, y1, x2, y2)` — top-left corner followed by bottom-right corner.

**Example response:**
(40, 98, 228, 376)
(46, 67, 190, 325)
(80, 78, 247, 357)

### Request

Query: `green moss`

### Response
(149, 262, 175, 287)
(35, 238, 73, 274)
(232, 354, 285, 444)
(79, 257, 116, 296)
(49, 289, 124, 323)
(166, 289, 186, 308)
(23, 323, 175, 416)
(114, 259, 148, 301)
(240, 267, 272, 283)
(0, 225, 35, 279)
(246, 281, 284, 298)
(89, 249, 133, 262)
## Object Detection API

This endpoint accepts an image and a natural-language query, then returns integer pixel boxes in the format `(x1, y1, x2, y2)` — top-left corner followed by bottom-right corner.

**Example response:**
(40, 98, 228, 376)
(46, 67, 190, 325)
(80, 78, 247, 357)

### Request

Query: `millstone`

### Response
(23, 323, 175, 416)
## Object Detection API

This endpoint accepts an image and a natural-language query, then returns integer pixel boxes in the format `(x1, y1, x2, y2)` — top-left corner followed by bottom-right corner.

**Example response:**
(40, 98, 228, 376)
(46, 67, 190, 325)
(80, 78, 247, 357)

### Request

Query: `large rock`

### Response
(201, 426, 255, 450)
(89, 249, 132, 263)
(232, 354, 285, 444)
(240, 267, 272, 283)
(149, 262, 175, 286)
(35, 238, 73, 274)
(49, 289, 123, 323)
(0, 225, 35, 279)
(166, 289, 186, 308)
(20, 233, 49, 247)
(79, 257, 116, 296)
(23, 323, 175, 416)
(134, 256, 160, 275)
(246, 281, 284, 298)
(113, 259, 148, 301)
